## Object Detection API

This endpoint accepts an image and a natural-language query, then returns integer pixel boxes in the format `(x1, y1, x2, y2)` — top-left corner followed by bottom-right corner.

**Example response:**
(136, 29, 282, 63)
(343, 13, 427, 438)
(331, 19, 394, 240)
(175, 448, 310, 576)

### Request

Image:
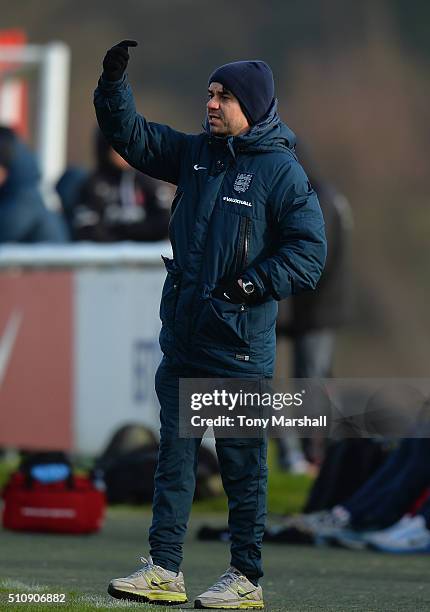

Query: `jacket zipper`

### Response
(169, 191, 183, 229)
(236, 216, 251, 274)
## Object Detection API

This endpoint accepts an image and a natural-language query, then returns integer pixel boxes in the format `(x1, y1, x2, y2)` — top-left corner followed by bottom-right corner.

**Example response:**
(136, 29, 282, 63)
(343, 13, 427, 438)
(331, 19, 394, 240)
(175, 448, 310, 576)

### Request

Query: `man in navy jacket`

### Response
(95, 41, 326, 609)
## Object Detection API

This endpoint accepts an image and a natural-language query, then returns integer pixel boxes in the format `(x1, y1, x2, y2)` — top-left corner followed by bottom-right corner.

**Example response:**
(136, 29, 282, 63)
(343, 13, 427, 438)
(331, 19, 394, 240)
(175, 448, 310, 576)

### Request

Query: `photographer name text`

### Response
(190, 415, 327, 428)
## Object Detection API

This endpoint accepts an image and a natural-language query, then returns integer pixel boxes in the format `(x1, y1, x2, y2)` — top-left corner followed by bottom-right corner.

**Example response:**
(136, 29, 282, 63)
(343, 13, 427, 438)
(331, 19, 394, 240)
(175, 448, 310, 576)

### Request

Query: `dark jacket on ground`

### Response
(94, 75, 327, 376)
(0, 130, 68, 244)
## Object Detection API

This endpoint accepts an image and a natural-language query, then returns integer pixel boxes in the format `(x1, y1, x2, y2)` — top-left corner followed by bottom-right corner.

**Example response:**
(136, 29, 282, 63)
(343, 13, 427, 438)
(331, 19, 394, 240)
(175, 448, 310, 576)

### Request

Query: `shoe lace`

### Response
(210, 568, 241, 592)
(128, 556, 154, 579)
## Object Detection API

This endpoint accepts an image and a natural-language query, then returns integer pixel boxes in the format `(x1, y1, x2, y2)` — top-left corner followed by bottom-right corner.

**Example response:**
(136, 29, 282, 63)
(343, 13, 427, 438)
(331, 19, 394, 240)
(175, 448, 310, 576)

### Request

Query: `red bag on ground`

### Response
(2, 459, 106, 534)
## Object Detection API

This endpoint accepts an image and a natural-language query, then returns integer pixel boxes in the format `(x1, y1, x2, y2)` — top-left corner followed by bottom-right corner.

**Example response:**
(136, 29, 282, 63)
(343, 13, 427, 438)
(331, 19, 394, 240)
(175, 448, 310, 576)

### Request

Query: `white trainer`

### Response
(108, 555, 187, 605)
(194, 566, 264, 609)
(366, 515, 430, 553)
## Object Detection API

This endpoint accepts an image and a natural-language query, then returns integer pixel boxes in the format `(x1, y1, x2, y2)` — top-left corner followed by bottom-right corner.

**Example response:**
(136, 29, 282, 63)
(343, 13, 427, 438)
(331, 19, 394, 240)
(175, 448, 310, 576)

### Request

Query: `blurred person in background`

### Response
(287, 437, 430, 553)
(0, 126, 68, 243)
(70, 129, 171, 242)
(56, 165, 88, 233)
(276, 149, 353, 472)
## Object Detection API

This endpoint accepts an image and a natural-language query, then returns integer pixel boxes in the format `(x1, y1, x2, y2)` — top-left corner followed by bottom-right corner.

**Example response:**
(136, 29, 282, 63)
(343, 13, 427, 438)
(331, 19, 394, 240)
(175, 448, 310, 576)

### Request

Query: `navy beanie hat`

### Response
(208, 60, 275, 125)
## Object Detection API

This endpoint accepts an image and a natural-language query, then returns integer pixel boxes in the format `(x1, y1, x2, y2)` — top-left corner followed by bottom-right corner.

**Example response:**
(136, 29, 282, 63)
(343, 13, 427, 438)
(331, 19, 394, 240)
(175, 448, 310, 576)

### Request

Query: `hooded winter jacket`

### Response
(94, 76, 326, 376)
(0, 129, 68, 243)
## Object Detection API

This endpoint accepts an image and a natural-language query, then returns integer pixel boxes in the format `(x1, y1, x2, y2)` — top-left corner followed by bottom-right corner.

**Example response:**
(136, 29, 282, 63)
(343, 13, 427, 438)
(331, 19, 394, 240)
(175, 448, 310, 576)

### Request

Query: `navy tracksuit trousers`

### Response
(149, 357, 268, 581)
(345, 438, 430, 529)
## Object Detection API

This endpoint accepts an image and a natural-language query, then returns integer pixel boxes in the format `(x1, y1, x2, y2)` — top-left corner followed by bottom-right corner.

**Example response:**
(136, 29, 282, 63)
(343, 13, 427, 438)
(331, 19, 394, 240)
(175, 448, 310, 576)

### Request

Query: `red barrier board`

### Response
(0, 271, 73, 450)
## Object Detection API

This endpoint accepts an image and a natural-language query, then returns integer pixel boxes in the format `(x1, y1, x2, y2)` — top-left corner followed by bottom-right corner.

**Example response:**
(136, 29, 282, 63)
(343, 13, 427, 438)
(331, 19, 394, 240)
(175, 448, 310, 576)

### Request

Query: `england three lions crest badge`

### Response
(233, 172, 254, 193)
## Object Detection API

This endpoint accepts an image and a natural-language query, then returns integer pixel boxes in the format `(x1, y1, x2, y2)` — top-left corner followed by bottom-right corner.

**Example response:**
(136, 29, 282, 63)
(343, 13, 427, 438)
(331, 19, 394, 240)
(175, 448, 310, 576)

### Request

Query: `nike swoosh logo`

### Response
(150, 579, 172, 587)
(223, 292, 231, 300)
(238, 590, 257, 598)
(193, 164, 207, 171)
(0, 310, 22, 388)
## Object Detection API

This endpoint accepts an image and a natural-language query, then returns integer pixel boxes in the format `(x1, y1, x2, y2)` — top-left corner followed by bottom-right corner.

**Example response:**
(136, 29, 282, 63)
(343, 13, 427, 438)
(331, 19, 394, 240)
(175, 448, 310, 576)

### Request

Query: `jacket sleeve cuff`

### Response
(98, 73, 127, 90)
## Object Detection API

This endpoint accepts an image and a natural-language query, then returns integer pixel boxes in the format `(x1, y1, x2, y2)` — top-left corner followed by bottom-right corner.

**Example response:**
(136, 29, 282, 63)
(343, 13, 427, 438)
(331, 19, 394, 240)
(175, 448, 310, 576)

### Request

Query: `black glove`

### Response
(212, 278, 257, 304)
(102, 39, 138, 82)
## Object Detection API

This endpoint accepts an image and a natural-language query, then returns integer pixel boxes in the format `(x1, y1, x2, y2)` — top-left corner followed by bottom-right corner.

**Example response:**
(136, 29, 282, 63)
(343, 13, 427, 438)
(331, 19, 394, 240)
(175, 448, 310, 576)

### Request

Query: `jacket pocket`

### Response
(159, 256, 181, 328)
(193, 295, 249, 348)
(234, 216, 252, 275)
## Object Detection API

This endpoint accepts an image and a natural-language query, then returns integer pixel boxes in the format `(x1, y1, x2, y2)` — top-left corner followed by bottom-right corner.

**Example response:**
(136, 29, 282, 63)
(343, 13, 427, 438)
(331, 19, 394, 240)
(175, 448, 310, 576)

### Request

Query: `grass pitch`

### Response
(1, 510, 430, 612)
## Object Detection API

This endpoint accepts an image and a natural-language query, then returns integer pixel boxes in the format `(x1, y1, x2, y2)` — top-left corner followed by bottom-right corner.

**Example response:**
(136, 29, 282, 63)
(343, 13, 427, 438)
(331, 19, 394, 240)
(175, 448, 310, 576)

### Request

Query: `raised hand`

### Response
(102, 40, 138, 82)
